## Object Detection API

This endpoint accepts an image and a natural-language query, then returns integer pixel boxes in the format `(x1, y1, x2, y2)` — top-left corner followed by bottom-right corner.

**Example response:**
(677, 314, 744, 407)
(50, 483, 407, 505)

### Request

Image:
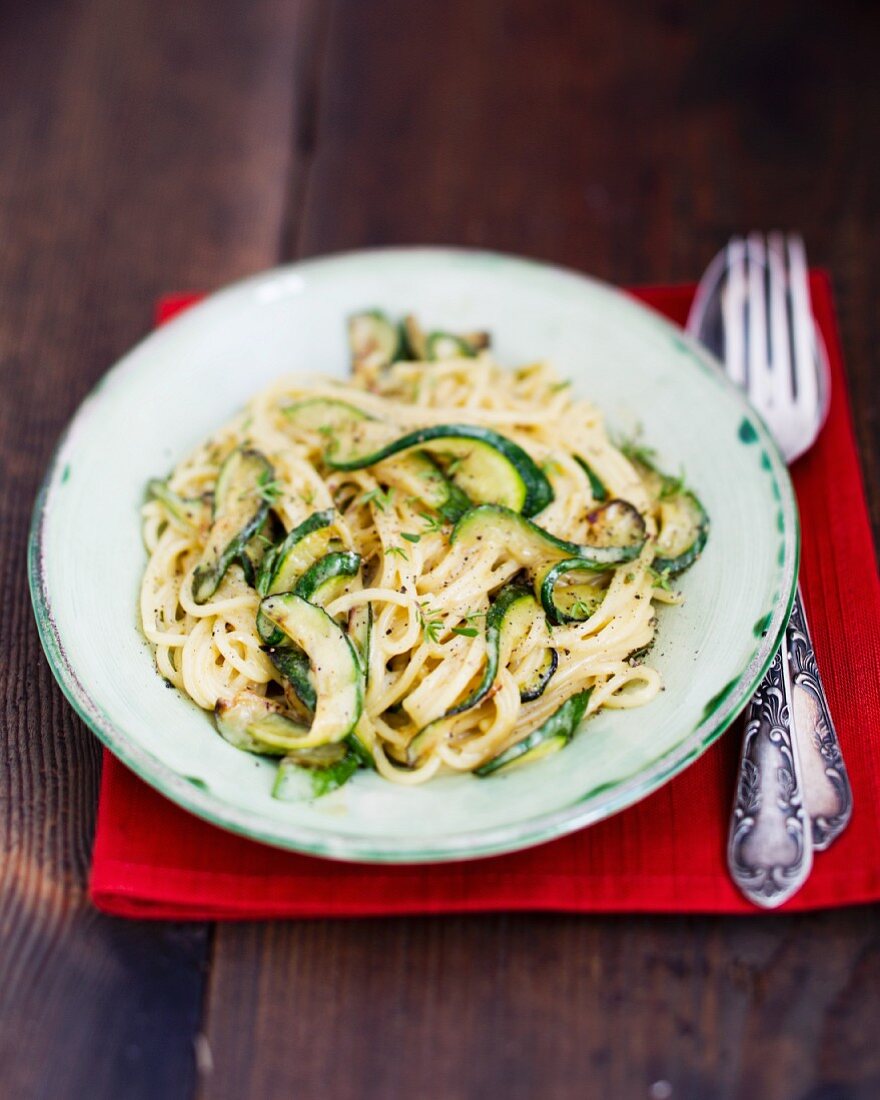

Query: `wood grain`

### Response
(1, 0, 878, 1098)
(202, 3, 880, 1099)
(298, 0, 880, 542)
(0, 1, 318, 1095)
(203, 909, 880, 1100)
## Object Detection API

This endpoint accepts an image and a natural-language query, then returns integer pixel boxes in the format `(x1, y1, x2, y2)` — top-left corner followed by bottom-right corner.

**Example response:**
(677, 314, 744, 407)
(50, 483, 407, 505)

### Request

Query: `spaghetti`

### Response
(140, 312, 706, 794)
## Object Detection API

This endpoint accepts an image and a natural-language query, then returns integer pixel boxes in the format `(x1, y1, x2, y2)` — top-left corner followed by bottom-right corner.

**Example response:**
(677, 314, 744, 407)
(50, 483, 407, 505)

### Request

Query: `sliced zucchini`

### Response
(474, 689, 593, 776)
(295, 550, 361, 609)
(348, 312, 489, 364)
(450, 503, 645, 570)
(262, 633, 374, 770)
(445, 583, 534, 718)
(284, 398, 468, 520)
(284, 397, 390, 462)
(327, 424, 554, 517)
(626, 451, 709, 575)
(272, 745, 359, 801)
(264, 645, 316, 713)
(235, 549, 257, 589)
(255, 509, 337, 643)
(406, 584, 554, 764)
(347, 714, 377, 768)
(348, 310, 404, 371)
(404, 714, 450, 767)
(347, 603, 372, 678)
(534, 503, 640, 622)
(373, 450, 471, 523)
(259, 593, 363, 748)
(537, 560, 611, 625)
(492, 586, 557, 703)
(214, 690, 309, 755)
(462, 330, 491, 352)
(339, 611, 377, 760)
(583, 499, 646, 549)
(426, 332, 477, 360)
(192, 448, 273, 604)
(238, 513, 279, 588)
(573, 456, 608, 502)
(402, 314, 427, 360)
(283, 396, 376, 434)
(147, 479, 209, 529)
(281, 743, 349, 767)
(517, 647, 558, 702)
(653, 490, 709, 575)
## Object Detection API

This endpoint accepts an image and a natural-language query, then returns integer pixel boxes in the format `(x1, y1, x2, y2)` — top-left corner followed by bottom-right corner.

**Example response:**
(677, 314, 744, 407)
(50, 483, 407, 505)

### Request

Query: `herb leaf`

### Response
(658, 469, 686, 500)
(620, 440, 657, 468)
(435, 452, 465, 476)
(648, 566, 675, 593)
(418, 604, 445, 643)
(247, 470, 283, 505)
(357, 486, 394, 512)
(418, 512, 444, 533)
(569, 597, 595, 619)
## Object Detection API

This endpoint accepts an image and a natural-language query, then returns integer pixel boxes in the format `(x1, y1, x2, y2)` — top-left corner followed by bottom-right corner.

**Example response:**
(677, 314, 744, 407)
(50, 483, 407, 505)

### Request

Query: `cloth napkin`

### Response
(90, 274, 880, 918)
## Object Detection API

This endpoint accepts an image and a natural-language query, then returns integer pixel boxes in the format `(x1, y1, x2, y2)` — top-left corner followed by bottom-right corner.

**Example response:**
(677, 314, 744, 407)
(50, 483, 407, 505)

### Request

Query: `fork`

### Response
(686, 233, 853, 908)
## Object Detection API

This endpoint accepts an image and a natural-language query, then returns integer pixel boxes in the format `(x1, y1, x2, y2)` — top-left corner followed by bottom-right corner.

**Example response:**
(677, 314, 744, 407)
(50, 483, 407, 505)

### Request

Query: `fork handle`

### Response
(787, 585, 853, 849)
(727, 633, 813, 908)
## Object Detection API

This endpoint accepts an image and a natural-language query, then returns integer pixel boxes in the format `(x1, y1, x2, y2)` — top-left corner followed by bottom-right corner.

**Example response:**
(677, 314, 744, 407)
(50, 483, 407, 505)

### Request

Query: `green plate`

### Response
(29, 248, 798, 863)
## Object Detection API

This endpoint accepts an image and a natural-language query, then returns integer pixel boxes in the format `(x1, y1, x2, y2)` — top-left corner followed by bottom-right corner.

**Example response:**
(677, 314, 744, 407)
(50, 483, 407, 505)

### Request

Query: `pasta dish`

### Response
(140, 311, 708, 800)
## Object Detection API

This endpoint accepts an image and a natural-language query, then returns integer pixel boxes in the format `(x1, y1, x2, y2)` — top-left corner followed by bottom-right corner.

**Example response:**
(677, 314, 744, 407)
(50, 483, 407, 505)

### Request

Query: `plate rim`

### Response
(27, 245, 800, 864)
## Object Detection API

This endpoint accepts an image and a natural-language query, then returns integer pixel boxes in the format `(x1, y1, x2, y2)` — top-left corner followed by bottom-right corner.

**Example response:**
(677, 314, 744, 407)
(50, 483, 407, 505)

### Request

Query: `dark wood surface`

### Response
(1, 2, 878, 1098)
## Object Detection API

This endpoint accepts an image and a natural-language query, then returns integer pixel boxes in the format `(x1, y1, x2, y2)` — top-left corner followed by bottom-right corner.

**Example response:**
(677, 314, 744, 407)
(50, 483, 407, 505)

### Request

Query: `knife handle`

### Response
(787, 584, 853, 849)
(727, 633, 813, 908)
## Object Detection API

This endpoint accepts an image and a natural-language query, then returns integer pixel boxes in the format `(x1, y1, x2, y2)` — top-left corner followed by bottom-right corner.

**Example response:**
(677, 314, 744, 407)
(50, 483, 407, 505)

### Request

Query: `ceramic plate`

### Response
(29, 248, 798, 862)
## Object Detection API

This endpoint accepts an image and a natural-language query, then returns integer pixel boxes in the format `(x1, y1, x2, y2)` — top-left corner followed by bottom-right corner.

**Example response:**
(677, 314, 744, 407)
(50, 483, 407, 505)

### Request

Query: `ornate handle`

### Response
(787, 585, 853, 849)
(728, 634, 813, 908)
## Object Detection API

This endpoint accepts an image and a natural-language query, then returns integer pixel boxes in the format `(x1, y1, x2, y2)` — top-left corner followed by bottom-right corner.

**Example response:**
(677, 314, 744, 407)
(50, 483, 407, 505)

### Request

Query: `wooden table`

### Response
(2, 2, 878, 1097)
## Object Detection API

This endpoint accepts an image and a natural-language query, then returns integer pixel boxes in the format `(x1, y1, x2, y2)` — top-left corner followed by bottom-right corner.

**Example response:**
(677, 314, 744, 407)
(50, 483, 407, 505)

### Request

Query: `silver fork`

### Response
(687, 232, 853, 908)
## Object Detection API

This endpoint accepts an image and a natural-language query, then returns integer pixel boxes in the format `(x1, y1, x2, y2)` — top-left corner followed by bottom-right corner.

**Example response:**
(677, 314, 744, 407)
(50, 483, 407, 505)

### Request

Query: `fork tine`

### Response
(723, 237, 747, 389)
(745, 232, 772, 410)
(786, 234, 820, 420)
(766, 231, 794, 412)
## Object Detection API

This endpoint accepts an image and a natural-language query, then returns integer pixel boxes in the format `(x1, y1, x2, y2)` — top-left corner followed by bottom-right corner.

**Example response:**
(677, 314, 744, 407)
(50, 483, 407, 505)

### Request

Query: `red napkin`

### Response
(90, 274, 880, 918)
